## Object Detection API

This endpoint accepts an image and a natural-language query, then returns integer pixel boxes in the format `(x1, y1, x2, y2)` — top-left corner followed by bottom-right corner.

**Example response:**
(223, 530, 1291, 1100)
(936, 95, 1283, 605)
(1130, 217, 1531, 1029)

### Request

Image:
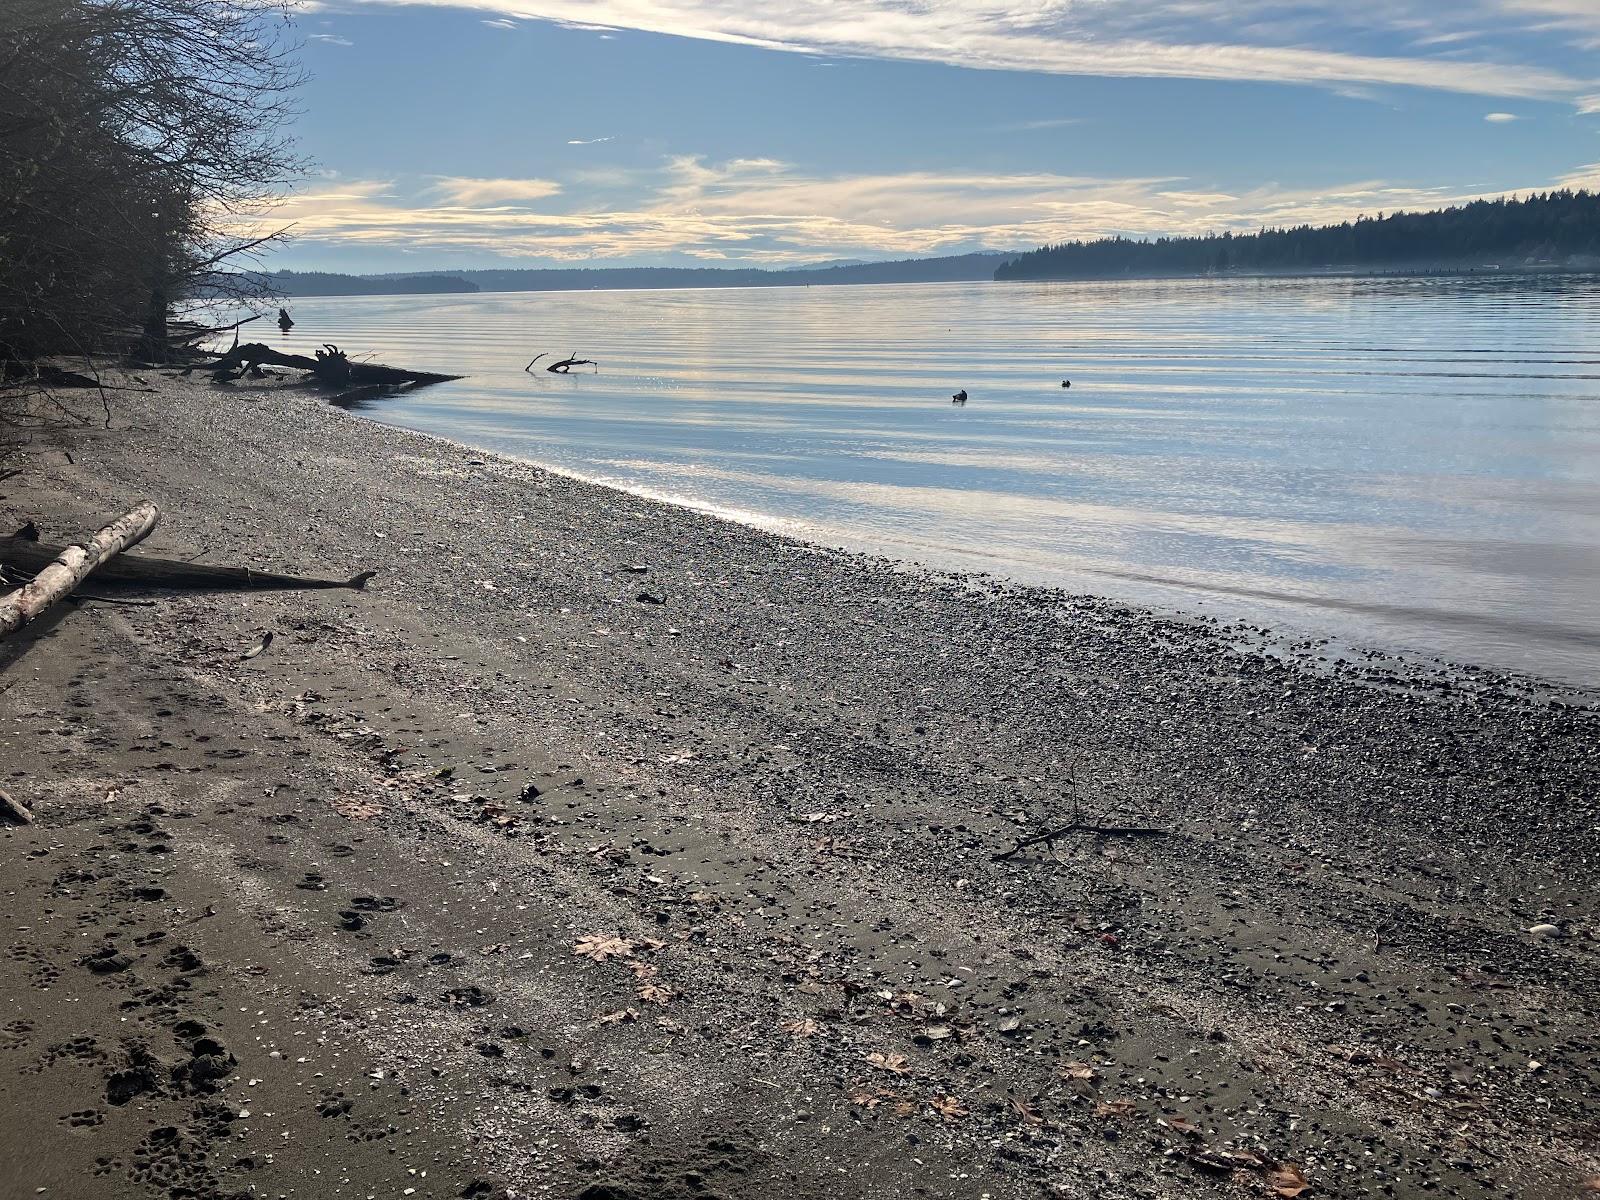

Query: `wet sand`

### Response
(1, 370, 1596, 1200)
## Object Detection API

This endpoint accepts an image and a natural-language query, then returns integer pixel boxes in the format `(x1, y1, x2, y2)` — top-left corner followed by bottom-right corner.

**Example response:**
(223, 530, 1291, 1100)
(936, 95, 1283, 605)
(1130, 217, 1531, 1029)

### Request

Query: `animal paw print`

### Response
(316, 1090, 354, 1119)
(62, 1109, 105, 1128)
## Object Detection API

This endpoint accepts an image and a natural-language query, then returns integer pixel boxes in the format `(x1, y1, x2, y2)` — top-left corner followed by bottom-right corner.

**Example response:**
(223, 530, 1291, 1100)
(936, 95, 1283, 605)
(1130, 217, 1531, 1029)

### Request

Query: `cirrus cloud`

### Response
(342, 0, 1595, 103)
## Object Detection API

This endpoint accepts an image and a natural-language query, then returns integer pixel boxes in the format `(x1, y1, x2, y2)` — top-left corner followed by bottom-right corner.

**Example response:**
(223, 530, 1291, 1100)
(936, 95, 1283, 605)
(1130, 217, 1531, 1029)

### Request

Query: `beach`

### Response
(1, 369, 1596, 1200)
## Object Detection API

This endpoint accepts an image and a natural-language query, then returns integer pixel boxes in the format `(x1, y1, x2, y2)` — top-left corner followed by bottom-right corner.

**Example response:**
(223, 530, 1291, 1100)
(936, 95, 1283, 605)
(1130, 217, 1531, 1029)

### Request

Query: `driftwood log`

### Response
(0, 786, 32, 826)
(0, 502, 160, 641)
(193, 342, 461, 388)
(0, 536, 375, 592)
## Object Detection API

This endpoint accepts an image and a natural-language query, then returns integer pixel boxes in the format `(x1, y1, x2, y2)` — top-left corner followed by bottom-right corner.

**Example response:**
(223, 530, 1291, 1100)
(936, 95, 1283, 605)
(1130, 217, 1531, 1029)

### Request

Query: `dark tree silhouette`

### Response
(0, 0, 304, 367)
(995, 191, 1600, 281)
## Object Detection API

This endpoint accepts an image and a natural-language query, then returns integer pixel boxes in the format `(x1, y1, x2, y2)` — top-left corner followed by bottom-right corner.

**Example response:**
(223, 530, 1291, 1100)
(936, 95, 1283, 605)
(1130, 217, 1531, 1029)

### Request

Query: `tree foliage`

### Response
(0, 0, 303, 365)
(995, 191, 1600, 282)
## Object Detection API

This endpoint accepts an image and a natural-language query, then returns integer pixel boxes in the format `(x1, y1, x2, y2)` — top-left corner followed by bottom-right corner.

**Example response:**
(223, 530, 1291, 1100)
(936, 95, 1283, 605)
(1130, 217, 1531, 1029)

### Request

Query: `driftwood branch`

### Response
(547, 352, 596, 374)
(169, 313, 263, 344)
(0, 535, 375, 592)
(192, 342, 461, 389)
(0, 502, 160, 641)
(992, 821, 1169, 862)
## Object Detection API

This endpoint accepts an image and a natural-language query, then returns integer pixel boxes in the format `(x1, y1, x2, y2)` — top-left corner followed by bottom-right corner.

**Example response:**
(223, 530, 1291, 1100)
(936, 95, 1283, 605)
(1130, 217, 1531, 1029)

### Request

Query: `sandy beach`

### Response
(1, 369, 1596, 1200)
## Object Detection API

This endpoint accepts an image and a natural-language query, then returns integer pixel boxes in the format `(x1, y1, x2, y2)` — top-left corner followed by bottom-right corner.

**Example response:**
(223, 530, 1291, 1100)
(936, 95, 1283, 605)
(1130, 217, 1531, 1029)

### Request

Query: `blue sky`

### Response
(268, 0, 1600, 271)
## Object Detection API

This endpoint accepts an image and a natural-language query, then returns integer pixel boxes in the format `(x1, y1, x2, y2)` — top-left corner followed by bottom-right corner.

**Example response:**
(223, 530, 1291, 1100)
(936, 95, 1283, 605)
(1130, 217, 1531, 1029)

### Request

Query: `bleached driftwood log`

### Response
(0, 502, 159, 641)
(0, 535, 374, 591)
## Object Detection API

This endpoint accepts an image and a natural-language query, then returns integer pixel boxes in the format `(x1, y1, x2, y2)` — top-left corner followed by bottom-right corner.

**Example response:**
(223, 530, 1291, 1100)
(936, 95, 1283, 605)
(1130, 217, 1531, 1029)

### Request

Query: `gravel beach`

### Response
(1, 370, 1596, 1200)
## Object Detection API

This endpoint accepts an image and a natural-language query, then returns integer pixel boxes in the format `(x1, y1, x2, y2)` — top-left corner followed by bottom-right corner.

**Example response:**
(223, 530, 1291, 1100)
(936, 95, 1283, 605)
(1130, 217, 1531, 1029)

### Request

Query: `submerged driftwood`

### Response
(0, 536, 375, 592)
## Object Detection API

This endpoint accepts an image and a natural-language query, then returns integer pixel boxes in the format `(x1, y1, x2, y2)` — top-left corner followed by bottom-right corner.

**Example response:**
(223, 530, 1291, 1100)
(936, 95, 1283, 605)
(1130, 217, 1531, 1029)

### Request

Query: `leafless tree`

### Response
(0, 0, 305, 367)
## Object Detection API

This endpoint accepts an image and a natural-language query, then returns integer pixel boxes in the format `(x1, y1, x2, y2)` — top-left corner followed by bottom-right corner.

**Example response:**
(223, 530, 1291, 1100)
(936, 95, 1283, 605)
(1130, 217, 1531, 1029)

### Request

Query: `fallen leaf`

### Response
(1266, 1163, 1313, 1197)
(1164, 1117, 1205, 1139)
(637, 983, 676, 1005)
(242, 630, 273, 659)
(573, 934, 634, 962)
(598, 1008, 639, 1025)
(929, 1094, 969, 1121)
(1057, 1061, 1099, 1082)
(1011, 1099, 1044, 1126)
(329, 796, 385, 821)
(783, 1018, 821, 1038)
(864, 1051, 911, 1075)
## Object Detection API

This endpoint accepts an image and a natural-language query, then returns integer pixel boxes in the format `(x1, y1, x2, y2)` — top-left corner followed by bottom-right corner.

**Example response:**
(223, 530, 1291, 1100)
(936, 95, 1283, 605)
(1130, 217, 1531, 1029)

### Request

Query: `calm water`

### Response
(254, 276, 1600, 684)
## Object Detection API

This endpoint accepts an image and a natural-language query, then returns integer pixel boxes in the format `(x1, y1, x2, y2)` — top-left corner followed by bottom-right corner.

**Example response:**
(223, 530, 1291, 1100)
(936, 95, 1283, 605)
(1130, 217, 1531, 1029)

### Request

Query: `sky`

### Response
(266, 0, 1600, 272)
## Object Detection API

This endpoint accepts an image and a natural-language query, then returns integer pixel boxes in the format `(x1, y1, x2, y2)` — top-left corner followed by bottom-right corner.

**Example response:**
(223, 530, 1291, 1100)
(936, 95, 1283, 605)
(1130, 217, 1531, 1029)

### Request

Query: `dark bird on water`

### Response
(952, 389, 967, 404)
(1061, 379, 1071, 388)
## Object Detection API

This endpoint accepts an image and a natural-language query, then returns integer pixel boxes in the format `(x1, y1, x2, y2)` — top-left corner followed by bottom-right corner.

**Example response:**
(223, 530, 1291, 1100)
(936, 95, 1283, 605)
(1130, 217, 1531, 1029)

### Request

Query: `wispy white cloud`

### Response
(429, 177, 564, 205)
(1484, 111, 1520, 122)
(308, 32, 353, 44)
(567, 136, 615, 145)
(341, 0, 1591, 101)
(259, 155, 1597, 267)
(1577, 95, 1600, 115)
(998, 116, 1087, 132)
(480, 18, 515, 28)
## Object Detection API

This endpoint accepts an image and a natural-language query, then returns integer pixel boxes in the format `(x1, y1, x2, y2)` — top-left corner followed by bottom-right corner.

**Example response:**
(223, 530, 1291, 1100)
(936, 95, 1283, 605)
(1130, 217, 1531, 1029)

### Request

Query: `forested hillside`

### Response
(996, 191, 1600, 281)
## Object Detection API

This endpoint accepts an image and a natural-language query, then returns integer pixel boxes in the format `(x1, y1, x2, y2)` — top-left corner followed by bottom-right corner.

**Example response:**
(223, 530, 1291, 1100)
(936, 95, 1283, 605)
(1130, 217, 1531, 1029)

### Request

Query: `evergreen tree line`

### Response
(0, 0, 302, 368)
(995, 191, 1600, 281)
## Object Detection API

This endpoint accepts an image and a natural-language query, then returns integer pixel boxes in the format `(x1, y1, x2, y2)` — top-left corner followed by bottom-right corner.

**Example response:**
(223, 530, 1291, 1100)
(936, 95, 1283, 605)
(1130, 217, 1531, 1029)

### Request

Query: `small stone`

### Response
(1526, 923, 1562, 938)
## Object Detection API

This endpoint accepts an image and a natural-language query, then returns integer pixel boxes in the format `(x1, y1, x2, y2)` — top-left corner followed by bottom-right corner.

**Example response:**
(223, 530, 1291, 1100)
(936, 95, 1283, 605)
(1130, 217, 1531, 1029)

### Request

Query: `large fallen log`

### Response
(0, 502, 160, 641)
(0, 536, 375, 592)
(193, 342, 461, 388)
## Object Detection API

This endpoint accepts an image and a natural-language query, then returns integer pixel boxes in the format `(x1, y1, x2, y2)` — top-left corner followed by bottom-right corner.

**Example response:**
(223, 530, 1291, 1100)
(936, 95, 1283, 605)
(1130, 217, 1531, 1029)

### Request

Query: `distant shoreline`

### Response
(265, 261, 1597, 299)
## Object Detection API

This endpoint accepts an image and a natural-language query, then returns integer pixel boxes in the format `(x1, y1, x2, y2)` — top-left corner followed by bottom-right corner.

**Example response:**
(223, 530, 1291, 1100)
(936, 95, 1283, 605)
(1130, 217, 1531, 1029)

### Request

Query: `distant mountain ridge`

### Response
(267, 251, 1017, 297)
(997, 190, 1600, 281)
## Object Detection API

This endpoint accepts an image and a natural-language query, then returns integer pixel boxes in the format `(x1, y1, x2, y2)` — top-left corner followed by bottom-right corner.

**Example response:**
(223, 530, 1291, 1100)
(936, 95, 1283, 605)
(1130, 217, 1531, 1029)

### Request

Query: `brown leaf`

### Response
(928, 1094, 969, 1121)
(1057, 1061, 1100, 1082)
(864, 1051, 911, 1075)
(1164, 1117, 1205, 1139)
(330, 795, 385, 821)
(1010, 1099, 1044, 1126)
(637, 983, 676, 1005)
(573, 934, 635, 962)
(597, 1008, 639, 1025)
(891, 1100, 916, 1118)
(783, 1018, 821, 1038)
(848, 1087, 889, 1109)
(1093, 1099, 1136, 1119)
(1266, 1163, 1313, 1197)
